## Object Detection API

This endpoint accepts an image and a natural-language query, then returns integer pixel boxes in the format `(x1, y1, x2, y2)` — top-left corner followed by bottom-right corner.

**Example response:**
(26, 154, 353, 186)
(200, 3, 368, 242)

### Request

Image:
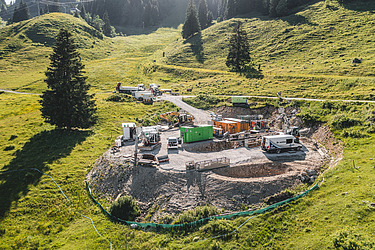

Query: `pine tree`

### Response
(224, 0, 236, 20)
(198, 0, 209, 29)
(49, 0, 60, 13)
(275, 0, 288, 17)
(226, 22, 252, 72)
(182, 0, 201, 39)
(12, 0, 30, 23)
(40, 29, 97, 130)
(102, 11, 112, 37)
(80, 4, 86, 19)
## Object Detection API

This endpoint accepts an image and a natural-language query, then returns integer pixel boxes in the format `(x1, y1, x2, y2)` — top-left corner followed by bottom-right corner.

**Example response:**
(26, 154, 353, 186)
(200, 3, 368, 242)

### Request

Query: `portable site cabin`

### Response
(212, 120, 241, 134)
(134, 91, 153, 101)
(261, 134, 302, 153)
(237, 115, 268, 130)
(231, 96, 247, 105)
(122, 123, 136, 141)
(223, 118, 250, 132)
(180, 125, 213, 143)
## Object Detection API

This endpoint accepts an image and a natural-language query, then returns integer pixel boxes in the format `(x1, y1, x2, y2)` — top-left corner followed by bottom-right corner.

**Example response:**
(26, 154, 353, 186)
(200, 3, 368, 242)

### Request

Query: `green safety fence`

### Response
(86, 180, 319, 230)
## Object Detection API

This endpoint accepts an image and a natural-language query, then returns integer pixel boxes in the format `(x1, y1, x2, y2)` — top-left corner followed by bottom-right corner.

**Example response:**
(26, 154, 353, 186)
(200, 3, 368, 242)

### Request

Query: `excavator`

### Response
(159, 111, 194, 126)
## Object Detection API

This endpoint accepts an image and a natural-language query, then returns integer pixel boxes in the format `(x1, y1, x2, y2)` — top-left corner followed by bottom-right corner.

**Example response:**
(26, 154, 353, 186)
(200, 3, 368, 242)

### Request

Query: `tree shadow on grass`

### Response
(0, 129, 91, 219)
(184, 33, 205, 64)
(243, 66, 264, 79)
(281, 14, 318, 26)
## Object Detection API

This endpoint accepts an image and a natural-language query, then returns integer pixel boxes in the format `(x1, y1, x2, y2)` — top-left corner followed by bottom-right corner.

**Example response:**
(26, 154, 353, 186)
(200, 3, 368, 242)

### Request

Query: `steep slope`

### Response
(165, 1, 375, 76)
(155, 1, 375, 100)
(0, 13, 113, 93)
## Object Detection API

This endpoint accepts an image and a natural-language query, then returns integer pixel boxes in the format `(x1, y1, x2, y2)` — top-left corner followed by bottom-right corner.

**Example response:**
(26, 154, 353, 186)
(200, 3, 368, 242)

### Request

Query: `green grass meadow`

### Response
(1, 1, 375, 248)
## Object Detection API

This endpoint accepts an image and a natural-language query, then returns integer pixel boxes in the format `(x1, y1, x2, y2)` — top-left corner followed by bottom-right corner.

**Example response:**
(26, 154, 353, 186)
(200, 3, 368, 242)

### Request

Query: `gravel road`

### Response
(160, 95, 212, 125)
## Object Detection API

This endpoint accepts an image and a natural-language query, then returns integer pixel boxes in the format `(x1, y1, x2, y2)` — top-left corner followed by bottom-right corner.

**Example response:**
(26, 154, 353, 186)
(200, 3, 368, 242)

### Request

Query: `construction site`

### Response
(87, 95, 336, 222)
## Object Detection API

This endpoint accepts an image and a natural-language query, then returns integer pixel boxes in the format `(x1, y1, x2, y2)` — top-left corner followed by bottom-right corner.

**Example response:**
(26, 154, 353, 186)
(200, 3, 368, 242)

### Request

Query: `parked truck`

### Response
(261, 134, 302, 153)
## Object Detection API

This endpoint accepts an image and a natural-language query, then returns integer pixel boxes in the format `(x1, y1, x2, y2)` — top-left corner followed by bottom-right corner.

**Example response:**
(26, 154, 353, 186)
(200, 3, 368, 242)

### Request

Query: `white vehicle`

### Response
(118, 86, 139, 94)
(167, 137, 179, 150)
(134, 91, 153, 102)
(261, 134, 302, 153)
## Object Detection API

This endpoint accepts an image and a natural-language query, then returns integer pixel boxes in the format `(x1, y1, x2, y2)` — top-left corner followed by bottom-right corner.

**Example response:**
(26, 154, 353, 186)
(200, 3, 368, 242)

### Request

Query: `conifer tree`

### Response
(198, 0, 209, 29)
(49, 0, 60, 13)
(275, 0, 288, 17)
(226, 22, 252, 72)
(102, 11, 112, 37)
(224, 0, 236, 20)
(40, 29, 97, 130)
(12, 0, 30, 23)
(182, 0, 201, 39)
(80, 4, 86, 19)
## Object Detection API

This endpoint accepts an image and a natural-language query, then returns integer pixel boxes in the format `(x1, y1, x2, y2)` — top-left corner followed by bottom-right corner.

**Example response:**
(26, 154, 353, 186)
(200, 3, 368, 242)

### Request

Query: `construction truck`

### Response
(134, 91, 154, 104)
(116, 83, 145, 94)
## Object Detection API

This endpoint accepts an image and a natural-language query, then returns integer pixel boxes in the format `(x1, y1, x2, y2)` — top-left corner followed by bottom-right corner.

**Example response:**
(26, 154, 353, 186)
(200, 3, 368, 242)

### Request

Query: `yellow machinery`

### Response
(159, 111, 193, 126)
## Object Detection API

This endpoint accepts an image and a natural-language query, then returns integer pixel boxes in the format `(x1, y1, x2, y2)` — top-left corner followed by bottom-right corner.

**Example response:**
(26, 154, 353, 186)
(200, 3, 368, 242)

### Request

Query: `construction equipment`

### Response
(159, 111, 194, 126)
(116, 83, 145, 94)
(275, 108, 300, 137)
(149, 83, 162, 96)
(138, 153, 159, 167)
(140, 126, 160, 145)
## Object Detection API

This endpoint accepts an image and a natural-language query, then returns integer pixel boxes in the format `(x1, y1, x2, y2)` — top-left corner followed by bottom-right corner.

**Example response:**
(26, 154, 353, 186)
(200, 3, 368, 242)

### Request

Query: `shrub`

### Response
(330, 114, 361, 130)
(332, 228, 374, 249)
(341, 129, 366, 138)
(173, 206, 220, 224)
(202, 219, 235, 235)
(109, 195, 140, 221)
(106, 93, 135, 102)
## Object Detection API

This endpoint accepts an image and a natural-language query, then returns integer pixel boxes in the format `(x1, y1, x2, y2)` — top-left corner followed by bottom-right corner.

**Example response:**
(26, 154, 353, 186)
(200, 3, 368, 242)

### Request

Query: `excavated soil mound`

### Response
(213, 163, 289, 178)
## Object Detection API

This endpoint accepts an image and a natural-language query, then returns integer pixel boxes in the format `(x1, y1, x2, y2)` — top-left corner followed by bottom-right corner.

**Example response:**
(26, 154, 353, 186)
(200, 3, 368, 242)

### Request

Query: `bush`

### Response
(202, 219, 235, 235)
(109, 195, 140, 221)
(341, 129, 366, 138)
(332, 228, 374, 249)
(106, 93, 135, 102)
(330, 114, 361, 130)
(173, 206, 220, 224)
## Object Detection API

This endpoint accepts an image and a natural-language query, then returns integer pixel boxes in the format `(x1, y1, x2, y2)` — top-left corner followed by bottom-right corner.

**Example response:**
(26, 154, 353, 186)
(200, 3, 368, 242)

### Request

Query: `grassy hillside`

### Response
(1, 2, 375, 249)
(152, 0, 375, 100)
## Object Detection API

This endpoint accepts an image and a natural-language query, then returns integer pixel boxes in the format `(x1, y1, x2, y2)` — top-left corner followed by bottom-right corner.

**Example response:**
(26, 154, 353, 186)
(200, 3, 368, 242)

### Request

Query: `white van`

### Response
(261, 134, 302, 153)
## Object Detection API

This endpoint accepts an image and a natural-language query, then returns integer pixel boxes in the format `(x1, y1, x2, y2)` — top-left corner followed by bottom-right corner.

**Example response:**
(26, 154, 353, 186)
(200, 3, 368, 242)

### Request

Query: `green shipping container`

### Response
(180, 125, 213, 143)
(231, 96, 247, 104)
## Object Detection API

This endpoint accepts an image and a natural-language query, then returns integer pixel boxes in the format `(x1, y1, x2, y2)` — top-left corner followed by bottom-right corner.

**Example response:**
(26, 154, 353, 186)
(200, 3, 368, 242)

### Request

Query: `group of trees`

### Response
(87, 0, 166, 28)
(182, 0, 213, 39)
(10, 0, 30, 23)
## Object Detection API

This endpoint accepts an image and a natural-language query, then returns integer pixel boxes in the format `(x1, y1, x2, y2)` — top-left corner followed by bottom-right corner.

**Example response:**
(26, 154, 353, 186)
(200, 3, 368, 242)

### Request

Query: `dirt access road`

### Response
(159, 95, 212, 124)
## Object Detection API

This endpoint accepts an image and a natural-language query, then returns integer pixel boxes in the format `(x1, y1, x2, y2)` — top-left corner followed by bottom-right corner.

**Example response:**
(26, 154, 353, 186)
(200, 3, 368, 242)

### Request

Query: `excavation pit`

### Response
(213, 162, 290, 178)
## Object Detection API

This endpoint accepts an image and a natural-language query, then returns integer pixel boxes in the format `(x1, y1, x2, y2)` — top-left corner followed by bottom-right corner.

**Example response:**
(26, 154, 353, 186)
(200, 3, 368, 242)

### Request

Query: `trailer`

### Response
(231, 96, 248, 106)
(134, 91, 154, 102)
(261, 134, 302, 153)
(180, 125, 213, 143)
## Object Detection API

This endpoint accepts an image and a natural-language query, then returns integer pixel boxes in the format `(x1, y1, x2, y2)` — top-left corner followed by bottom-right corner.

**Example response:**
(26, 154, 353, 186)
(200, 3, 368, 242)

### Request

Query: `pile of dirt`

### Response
(212, 105, 276, 119)
(213, 162, 290, 178)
